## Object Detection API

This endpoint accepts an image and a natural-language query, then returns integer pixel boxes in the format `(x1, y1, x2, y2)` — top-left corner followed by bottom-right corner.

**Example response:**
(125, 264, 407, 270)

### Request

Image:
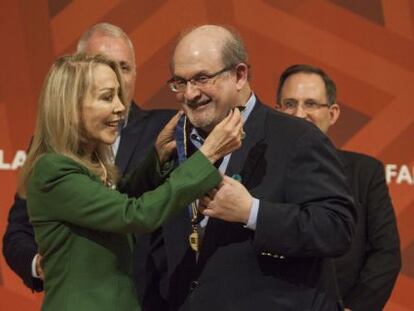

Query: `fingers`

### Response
(228, 109, 244, 140)
(165, 140, 177, 151)
(201, 207, 214, 218)
(233, 109, 243, 131)
(222, 175, 237, 184)
(199, 107, 244, 162)
(218, 108, 240, 128)
(217, 109, 233, 128)
(208, 188, 218, 199)
(211, 108, 243, 136)
(35, 253, 44, 280)
(198, 196, 209, 212)
(225, 108, 240, 127)
(220, 109, 243, 146)
(198, 196, 215, 217)
(199, 196, 211, 207)
(164, 110, 183, 131)
(232, 106, 241, 120)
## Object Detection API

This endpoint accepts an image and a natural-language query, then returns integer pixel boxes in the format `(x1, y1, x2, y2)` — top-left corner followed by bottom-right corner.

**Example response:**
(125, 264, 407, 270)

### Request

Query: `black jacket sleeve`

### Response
(3, 194, 43, 291)
(255, 129, 356, 258)
(344, 159, 401, 310)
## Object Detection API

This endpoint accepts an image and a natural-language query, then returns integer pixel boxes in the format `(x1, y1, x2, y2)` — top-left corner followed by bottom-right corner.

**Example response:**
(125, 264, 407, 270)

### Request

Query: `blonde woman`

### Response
(19, 53, 242, 311)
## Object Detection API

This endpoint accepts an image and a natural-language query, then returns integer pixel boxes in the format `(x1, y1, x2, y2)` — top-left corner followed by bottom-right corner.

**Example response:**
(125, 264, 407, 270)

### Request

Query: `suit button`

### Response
(190, 281, 200, 291)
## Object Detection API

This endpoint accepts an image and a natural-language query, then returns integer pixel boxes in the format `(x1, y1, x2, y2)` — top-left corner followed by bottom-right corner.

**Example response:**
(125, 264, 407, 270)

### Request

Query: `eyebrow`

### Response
(119, 61, 130, 67)
(172, 70, 214, 80)
(94, 87, 117, 94)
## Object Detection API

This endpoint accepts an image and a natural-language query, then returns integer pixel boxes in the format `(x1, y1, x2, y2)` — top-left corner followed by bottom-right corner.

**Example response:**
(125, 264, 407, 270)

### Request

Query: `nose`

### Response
(293, 104, 307, 119)
(183, 81, 201, 102)
(113, 95, 126, 115)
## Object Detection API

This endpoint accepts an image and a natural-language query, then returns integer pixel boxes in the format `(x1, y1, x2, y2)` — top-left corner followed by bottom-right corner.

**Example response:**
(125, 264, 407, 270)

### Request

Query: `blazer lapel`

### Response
(226, 100, 268, 188)
(115, 104, 145, 175)
(337, 150, 352, 183)
(197, 100, 268, 266)
(163, 208, 193, 277)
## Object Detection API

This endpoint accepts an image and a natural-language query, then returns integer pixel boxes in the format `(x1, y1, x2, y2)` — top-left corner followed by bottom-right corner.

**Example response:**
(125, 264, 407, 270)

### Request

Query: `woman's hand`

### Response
(199, 108, 243, 163)
(35, 253, 44, 280)
(155, 111, 182, 164)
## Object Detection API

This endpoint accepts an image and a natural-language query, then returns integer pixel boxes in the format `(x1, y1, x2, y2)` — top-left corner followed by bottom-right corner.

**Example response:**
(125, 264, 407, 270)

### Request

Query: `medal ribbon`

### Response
(175, 114, 200, 252)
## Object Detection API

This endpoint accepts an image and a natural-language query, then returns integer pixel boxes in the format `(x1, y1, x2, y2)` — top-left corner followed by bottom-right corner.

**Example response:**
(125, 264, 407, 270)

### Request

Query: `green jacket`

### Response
(27, 150, 220, 311)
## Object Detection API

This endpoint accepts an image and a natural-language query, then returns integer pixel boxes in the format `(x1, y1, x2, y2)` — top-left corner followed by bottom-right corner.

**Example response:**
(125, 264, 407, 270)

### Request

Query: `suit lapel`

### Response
(164, 207, 193, 277)
(198, 101, 268, 266)
(115, 104, 145, 175)
(338, 150, 352, 184)
(226, 101, 268, 186)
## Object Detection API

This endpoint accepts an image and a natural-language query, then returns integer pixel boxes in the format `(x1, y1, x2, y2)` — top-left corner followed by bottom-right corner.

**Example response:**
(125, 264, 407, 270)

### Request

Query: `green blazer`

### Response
(27, 150, 220, 311)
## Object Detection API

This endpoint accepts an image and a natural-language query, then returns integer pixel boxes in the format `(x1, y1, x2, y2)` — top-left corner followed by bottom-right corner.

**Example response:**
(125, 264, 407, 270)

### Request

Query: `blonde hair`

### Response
(18, 53, 127, 196)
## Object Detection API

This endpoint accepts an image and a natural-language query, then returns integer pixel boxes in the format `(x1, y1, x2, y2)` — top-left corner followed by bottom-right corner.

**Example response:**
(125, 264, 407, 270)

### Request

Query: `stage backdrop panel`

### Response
(1, 1, 413, 309)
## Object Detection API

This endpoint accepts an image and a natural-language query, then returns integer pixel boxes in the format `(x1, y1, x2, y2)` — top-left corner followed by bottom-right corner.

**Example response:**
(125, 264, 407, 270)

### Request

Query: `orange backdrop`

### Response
(1, 0, 413, 310)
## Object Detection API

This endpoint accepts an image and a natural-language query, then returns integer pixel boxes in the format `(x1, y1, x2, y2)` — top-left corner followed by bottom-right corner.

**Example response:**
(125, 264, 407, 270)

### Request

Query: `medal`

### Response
(175, 117, 201, 254)
(189, 201, 200, 253)
(189, 228, 199, 252)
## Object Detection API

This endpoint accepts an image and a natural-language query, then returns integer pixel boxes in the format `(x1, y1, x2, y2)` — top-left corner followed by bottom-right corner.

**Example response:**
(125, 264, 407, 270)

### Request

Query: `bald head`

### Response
(76, 23, 136, 104)
(77, 23, 134, 56)
(172, 25, 248, 72)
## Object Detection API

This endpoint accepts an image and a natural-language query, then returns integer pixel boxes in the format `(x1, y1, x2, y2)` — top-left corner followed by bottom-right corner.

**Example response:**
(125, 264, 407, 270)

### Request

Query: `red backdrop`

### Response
(1, 1, 413, 309)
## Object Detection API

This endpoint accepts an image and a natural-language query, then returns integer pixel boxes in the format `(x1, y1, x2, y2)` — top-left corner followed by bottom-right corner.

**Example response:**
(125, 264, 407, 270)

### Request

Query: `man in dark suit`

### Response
(2, 23, 175, 293)
(142, 24, 355, 311)
(276, 64, 401, 310)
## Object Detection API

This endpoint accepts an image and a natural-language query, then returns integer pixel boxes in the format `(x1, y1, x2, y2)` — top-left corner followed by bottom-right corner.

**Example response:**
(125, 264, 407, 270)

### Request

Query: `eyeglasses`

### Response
(167, 66, 234, 93)
(280, 99, 330, 112)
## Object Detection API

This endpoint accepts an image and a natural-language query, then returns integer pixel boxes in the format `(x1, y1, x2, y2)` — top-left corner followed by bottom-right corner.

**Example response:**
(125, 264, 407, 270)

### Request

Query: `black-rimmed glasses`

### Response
(280, 99, 330, 112)
(167, 66, 234, 93)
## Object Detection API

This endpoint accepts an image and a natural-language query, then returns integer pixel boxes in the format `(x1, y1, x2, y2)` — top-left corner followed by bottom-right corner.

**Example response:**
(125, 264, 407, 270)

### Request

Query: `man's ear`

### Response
(329, 103, 340, 126)
(235, 63, 249, 91)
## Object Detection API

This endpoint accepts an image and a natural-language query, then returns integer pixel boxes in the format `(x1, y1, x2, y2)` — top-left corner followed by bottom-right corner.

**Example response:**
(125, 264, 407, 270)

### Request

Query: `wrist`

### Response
(199, 146, 218, 164)
(243, 199, 253, 223)
(155, 145, 166, 164)
(244, 198, 259, 230)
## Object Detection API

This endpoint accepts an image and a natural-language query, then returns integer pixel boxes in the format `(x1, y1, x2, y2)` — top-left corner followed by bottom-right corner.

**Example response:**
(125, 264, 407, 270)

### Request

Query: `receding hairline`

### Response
(276, 64, 337, 106)
(179, 25, 233, 44)
(77, 22, 135, 58)
(171, 24, 248, 70)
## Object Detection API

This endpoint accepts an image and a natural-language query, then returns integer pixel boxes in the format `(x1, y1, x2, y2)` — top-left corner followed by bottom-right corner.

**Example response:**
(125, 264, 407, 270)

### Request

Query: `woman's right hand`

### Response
(199, 108, 243, 164)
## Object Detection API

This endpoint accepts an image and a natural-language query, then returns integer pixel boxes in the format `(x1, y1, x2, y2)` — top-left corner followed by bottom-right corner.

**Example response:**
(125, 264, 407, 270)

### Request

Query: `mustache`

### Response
(185, 98, 211, 108)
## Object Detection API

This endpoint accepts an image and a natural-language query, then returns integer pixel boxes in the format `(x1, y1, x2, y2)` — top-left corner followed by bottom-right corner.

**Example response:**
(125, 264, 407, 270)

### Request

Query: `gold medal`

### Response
(183, 125, 201, 254)
(189, 231, 199, 252)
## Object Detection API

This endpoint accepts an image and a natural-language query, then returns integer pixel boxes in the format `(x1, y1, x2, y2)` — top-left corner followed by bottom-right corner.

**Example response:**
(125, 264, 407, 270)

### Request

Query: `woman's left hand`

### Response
(155, 111, 182, 163)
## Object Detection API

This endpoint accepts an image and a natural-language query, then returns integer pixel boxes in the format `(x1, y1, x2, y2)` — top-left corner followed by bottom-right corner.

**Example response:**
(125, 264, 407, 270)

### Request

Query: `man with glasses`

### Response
(276, 64, 401, 311)
(143, 25, 356, 311)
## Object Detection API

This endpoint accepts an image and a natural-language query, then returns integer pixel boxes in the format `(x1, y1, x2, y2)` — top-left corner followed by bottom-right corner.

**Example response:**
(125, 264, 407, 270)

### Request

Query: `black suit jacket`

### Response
(2, 103, 176, 292)
(145, 101, 356, 311)
(335, 150, 401, 311)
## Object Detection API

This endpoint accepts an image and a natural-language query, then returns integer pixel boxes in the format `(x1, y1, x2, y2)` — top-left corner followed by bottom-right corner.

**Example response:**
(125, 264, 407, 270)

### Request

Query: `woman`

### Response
(19, 53, 242, 310)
